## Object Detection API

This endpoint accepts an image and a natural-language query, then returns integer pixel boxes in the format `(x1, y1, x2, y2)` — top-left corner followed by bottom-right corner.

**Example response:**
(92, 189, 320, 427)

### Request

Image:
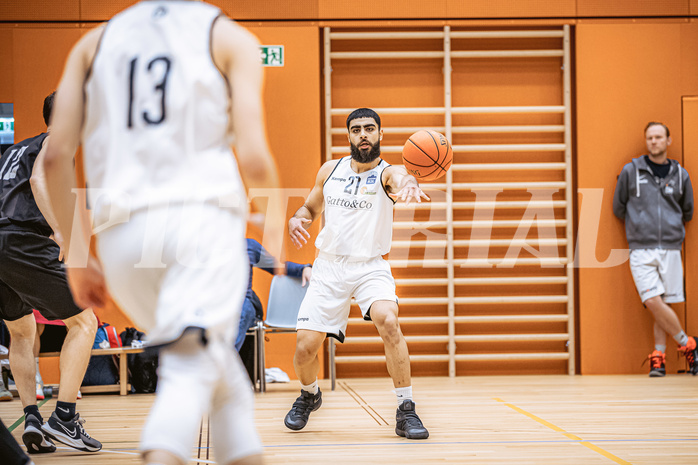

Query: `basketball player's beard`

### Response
(350, 141, 381, 164)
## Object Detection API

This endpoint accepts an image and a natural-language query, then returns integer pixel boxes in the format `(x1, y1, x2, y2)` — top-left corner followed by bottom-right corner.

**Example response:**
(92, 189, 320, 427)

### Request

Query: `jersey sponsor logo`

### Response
(366, 174, 377, 185)
(326, 195, 373, 210)
(298, 317, 310, 322)
(331, 176, 347, 182)
(359, 186, 376, 196)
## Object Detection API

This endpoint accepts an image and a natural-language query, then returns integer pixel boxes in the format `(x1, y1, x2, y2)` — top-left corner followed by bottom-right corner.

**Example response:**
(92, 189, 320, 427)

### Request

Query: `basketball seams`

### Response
(406, 138, 439, 166)
(402, 129, 452, 181)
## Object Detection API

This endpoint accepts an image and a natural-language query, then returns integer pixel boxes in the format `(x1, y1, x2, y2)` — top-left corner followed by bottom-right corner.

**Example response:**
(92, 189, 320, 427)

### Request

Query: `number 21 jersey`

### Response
(82, 1, 245, 227)
(315, 156, 395, 259)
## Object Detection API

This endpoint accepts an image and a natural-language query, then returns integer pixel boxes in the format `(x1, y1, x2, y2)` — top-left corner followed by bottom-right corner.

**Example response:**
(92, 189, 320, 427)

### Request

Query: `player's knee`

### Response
(294, 340, 319, 365)
(64, 309, 98, 336)
(5, 314, 36, 340)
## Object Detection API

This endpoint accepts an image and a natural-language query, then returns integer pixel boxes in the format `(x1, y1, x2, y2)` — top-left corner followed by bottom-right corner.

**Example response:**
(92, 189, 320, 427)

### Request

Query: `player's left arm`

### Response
(383, 165, 430, 205)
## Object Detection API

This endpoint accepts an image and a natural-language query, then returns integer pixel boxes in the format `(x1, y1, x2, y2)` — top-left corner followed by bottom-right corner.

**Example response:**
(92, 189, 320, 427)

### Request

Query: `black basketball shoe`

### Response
(647, 350, 666, 377)
(22, 413, 56, 454)
(41, 412, 102, 452)
(284, 389, 322, 430)
(395, 400, 429, 439)
(679, 337, 698, 375)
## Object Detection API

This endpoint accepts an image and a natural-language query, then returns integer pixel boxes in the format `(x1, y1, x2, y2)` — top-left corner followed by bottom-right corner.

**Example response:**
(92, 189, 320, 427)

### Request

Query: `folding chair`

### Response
(252, 274, 308, 392)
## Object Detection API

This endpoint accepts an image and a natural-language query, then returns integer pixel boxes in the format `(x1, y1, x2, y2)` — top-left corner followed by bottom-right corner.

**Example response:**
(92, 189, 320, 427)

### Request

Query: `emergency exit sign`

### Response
(260, 45, 284, 67)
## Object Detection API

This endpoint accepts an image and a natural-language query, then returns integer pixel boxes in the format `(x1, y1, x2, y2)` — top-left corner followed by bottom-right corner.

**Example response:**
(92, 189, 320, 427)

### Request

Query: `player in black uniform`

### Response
(0, 93, 102, 453)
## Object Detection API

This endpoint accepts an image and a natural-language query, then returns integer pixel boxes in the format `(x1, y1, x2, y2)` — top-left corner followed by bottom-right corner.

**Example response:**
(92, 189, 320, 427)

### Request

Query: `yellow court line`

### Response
(493, 398, 632, 465)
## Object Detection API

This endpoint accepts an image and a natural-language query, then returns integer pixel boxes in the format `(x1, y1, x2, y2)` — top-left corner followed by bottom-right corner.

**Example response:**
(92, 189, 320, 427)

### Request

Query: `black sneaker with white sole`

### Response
(395, 400, 429, 439)
(41, 412, 102, 452)
(284, 389, 322, 430)
(22, 413, 56, 454)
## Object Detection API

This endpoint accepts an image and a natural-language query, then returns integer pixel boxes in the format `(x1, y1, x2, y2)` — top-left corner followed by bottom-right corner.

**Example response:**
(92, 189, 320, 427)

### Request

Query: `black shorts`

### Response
(0, 229, 83, 322)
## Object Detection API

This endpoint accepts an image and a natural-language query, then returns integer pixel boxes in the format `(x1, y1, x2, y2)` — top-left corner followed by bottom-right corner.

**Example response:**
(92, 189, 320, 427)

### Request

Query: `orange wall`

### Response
(576, 22, 698, 374)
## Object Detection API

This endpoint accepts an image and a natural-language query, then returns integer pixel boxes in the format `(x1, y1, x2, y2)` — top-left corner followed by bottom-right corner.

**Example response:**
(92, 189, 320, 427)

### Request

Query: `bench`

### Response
(38, 346, 146, 396)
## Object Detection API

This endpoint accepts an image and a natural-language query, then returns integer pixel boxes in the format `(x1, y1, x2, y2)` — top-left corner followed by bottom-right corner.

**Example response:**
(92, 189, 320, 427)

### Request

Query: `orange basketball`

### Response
(402, 130, 452, 182)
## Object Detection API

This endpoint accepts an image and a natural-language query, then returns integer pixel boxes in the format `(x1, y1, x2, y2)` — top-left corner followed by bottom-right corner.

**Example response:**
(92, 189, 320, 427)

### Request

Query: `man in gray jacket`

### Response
(613, 122, 697, 377)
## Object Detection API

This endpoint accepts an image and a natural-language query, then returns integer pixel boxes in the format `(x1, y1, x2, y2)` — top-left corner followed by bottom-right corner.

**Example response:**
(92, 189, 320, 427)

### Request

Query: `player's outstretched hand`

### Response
(66, 255, 111, 310)
(391, 185, 430, 206)
(289, 217, 312, 249)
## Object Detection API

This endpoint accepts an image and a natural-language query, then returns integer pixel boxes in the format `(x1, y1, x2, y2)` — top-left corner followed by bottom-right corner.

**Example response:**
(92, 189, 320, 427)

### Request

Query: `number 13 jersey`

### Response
(315, 156, 395, 259)
(82, 1, 245, 227)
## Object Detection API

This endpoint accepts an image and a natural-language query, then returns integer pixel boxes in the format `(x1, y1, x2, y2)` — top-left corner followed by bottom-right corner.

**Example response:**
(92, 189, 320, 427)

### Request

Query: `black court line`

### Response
(338, 381, 389, 426)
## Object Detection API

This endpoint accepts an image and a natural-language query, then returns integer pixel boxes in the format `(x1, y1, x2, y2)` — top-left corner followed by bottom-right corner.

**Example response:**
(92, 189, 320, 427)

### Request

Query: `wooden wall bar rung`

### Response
(391, 238, 567, 247)
(454, 162, 566, 171)
(357, 143, 566, 154)
(398, 295, 568, 305)
(340, 333, 569, 344)
(331, 51, 445, 59)
(453, 257, 568, 266)
(419, 181, 567, 190)
(328, 30, 564, 40)
(392, 219, 567, 229)
(454, 353, 570, 361)
(449, 31, 564, 39)
(331, 105, 565, 115)
(387, 257, 567, 268)
(331, 125, 565, 135)
(394, 200, 567, 210)
(346, 314, 569, 325)
(450, 50, 563, 58)
(455, 333, 569, 342)
(329, 31, 445, 40)
(335, 354, 450, 363)
(331, 50, 562, 60)
(395, 276, 568, 286)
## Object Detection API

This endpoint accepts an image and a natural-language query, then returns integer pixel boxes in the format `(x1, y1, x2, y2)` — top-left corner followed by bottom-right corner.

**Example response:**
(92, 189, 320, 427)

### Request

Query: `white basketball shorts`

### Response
(96, 204, 248, 346)
(296, 253, 398, 341)
(629, 248, 684, 303)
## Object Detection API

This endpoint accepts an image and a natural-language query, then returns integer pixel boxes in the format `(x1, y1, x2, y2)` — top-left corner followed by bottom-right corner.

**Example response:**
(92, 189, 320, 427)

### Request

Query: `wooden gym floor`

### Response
(1, 375, 696, 464)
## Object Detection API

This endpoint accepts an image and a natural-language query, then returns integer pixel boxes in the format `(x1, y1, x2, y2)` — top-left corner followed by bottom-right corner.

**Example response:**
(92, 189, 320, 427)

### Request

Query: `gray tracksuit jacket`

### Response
(612, 155, 693, 250)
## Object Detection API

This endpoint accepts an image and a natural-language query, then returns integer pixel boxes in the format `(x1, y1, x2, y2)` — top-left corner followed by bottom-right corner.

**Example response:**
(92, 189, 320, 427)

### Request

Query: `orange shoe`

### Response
(647, 350, 666, 377)
(678, 337, 698, 375)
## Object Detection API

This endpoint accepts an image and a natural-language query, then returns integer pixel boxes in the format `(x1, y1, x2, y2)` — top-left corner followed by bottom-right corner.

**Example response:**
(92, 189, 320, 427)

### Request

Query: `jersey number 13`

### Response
(127, 55, 172, 128)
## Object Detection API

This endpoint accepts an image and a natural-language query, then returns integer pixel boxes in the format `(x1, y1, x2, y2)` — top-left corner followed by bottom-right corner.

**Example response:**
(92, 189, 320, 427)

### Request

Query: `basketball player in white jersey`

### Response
(43, 1, 285, 464)
(285, 108, 430, 439)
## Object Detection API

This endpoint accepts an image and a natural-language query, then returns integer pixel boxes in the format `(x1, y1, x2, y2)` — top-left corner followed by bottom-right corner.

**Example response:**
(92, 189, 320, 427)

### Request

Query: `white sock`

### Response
(395, 386, 413, 406)
(673, 331, 689, 347)
(301, 379, 318, 395)
(654, 344, 666, 353)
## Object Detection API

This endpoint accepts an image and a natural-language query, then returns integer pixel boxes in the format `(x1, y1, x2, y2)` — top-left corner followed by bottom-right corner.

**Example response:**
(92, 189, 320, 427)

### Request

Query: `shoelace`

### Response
(291, 394, 315, 414)
(72, 414, 92, 439)
(640, 353, 664, 369)
(399, 411, 424, 428)
(649, 354, 664, 369)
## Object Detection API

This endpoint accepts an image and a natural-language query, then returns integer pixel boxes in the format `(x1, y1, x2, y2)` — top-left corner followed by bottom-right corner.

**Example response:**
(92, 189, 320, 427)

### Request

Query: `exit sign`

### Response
(260, 45, 284, 67)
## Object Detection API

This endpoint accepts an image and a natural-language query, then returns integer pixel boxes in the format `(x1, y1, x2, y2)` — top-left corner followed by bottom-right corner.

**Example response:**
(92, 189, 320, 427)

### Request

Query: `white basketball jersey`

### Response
(82, 1, 245, 228)
(315, 156, 395, 259)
